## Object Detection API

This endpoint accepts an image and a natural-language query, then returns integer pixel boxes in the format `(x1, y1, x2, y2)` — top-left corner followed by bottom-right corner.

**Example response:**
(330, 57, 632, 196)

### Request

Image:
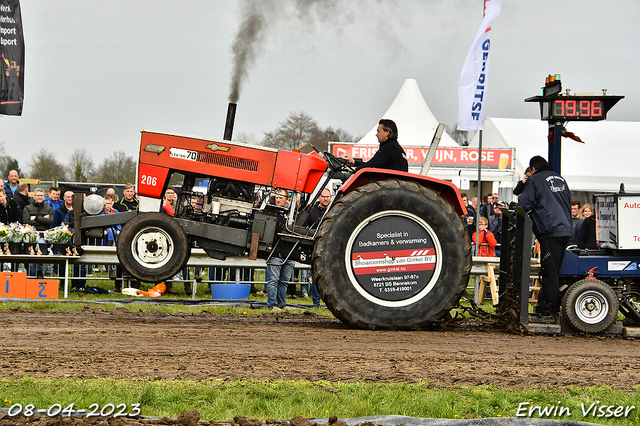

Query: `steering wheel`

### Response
(323, 151, 356, 173)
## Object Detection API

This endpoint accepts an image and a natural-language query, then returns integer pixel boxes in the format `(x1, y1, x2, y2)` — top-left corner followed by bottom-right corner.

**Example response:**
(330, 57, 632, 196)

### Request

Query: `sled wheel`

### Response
(312, 179, 472, 330)
(561, 279, 619, 334)
(117, 212, 190, 283)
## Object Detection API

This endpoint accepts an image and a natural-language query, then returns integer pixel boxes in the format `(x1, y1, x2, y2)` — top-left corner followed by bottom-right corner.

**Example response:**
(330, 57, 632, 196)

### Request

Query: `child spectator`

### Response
(472, 216, 498, 257)
(99, 194, 120, 246)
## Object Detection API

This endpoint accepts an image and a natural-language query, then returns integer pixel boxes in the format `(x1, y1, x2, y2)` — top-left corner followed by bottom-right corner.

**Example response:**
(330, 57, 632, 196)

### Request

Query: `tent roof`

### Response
(357, 79, 459, 147)
(470, 117, 640, 193)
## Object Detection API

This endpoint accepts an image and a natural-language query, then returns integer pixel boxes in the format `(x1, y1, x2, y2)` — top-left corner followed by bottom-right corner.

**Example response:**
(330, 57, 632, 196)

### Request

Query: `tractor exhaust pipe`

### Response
(223, 102, 237, 141)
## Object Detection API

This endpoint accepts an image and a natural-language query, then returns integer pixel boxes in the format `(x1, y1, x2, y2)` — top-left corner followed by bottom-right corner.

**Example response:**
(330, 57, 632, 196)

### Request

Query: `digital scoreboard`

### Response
(525, 74, 624, 174)
(525, 75, 624, 122)
(527, 95, 624, 121)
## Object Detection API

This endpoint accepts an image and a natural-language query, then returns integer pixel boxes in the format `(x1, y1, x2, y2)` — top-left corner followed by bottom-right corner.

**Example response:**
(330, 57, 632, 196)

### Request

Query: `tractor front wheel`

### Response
(117, 213, 190, 283)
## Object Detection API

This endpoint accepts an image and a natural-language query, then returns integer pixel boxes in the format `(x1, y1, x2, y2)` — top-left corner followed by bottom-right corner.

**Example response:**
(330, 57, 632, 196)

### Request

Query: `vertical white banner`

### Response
(457, 0, 503, 131)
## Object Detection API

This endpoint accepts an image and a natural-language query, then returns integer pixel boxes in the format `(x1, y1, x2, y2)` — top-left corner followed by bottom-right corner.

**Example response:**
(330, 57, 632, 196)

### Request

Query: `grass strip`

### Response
(0, 378, 639, 424)
(0, 300, 333, 316)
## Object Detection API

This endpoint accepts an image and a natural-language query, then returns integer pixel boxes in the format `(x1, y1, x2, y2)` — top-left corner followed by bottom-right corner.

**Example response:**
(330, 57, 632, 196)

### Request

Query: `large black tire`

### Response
(116, 212, 190, 283)
(312, 179, 472, 330)
(561, 279, 619, 334)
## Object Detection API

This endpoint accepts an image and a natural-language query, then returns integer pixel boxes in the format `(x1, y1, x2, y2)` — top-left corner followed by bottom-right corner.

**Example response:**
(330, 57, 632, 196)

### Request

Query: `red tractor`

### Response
(103, 130, 471, 330)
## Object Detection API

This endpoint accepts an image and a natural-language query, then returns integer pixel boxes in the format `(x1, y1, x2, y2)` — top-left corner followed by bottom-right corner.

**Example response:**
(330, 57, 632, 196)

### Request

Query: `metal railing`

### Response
(3, 244, 506, 299)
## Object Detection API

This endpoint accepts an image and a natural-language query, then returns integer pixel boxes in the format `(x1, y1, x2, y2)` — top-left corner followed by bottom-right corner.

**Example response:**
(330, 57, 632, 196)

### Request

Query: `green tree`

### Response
(67, 149, 95, 182)
(27, 149, 67, 181)
(2, 157, 21, 179)
(95, 151, 136, 184)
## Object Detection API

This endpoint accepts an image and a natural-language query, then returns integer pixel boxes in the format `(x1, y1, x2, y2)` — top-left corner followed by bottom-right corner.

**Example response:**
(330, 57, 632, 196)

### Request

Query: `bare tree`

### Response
(262, 111, 324, 152)
(234, 132, 260, 145)
(324, 127, 356, 143)
(27, 149, 67, 181)
(95, 151, 136, 184)
(67, 149, 95, 182)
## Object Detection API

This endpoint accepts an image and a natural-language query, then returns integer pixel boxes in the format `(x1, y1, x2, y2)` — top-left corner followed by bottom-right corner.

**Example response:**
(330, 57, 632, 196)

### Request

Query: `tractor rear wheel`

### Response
(117, 212, 190, 283)
(312, 179, 472, 330)
(561, 279, 619, 334)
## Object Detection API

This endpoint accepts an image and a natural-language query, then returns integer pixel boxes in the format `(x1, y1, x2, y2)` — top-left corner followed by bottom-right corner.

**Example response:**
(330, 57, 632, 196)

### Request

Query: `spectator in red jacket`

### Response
(472, 216, 498, 257)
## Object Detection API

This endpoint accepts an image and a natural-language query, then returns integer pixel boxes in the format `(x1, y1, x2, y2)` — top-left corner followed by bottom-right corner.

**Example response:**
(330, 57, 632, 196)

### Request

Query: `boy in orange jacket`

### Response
(472, 216, 498, 257)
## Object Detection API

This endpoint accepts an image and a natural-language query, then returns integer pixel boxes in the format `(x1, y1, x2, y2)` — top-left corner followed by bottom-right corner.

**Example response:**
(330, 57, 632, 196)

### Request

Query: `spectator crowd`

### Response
(0, 169, 329, 307)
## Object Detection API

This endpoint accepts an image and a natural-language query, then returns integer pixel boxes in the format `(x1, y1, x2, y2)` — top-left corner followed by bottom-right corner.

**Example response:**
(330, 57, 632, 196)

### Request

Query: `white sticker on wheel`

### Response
(348, 213, 438, 303)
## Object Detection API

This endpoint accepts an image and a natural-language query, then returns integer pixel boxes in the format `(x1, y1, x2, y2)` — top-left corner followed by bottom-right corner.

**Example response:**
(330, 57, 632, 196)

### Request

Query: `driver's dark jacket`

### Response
(517, 165, 572, 239)
(353, 138, 408, 172)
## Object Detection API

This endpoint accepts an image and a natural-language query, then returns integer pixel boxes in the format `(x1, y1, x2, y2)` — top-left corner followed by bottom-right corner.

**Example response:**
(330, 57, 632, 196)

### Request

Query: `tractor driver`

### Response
(342, 119, 408, 172)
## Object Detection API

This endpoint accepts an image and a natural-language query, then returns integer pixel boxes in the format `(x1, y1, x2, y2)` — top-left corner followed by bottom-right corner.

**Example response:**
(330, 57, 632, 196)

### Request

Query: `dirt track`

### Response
(2, 306, 640, 390)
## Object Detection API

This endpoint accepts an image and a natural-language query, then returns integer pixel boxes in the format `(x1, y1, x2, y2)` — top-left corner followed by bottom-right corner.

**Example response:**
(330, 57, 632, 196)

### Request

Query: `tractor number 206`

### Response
(140, 175, 158, 186)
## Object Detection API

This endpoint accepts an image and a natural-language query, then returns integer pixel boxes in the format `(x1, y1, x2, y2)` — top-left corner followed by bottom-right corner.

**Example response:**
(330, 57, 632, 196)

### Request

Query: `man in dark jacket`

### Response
(301, 188, 332, 306)
(488, 201, 506, 255)
(14, 182, 30, 211)
(518, 156, 572, 323)
(513, 167, 533, 196)
(342, 119, 409, 172)
(303, 188, 331, 229)
(52, 191, 74, 228)
(114, 183, 139, 212)
(22, 188, 54, 231)
(0, 188, 22, 224)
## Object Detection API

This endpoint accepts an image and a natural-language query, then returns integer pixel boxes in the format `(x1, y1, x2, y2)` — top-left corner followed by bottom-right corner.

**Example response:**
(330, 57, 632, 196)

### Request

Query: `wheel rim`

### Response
(574, 290, 610, 324)
(130, 227, 175, 269)
(344, 210, 443, 308)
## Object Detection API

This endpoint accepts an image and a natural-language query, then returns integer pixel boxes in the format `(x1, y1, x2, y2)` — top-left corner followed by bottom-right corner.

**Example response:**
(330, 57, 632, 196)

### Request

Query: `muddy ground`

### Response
(1, 306, 639, 424)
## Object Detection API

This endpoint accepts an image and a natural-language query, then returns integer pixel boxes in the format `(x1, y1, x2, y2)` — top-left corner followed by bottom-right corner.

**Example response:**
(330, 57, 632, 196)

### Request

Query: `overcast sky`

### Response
(2, 0, 639, 174)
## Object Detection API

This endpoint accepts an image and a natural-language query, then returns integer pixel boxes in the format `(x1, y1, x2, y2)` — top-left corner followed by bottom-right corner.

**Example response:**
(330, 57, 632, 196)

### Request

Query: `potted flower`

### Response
(0, 224, 9, 252)
(45, 225, 73, 255)
(7, 223, 23, 254)
(20, 224, 40, 255)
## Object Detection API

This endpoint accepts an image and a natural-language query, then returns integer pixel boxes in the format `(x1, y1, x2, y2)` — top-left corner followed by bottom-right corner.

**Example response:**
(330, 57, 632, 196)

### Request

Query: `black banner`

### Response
(0, 0, 24, 116)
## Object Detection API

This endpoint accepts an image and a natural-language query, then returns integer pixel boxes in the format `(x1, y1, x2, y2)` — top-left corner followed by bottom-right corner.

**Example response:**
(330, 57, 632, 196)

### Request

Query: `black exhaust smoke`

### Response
(223, 102, 237, 141)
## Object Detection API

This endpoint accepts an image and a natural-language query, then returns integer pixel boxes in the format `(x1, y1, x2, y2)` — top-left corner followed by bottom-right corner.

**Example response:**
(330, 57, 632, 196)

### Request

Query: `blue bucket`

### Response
(210, 283, 251, 300)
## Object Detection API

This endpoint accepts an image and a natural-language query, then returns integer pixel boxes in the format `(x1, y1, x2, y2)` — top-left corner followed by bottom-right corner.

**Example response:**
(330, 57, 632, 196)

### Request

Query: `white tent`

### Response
(357, 79, 459, 148)
(470, 118, 640, 193)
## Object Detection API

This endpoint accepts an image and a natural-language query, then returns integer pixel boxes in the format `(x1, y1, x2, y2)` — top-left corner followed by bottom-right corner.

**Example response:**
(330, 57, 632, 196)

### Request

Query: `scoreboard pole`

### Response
(549, 121, 563, 174)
